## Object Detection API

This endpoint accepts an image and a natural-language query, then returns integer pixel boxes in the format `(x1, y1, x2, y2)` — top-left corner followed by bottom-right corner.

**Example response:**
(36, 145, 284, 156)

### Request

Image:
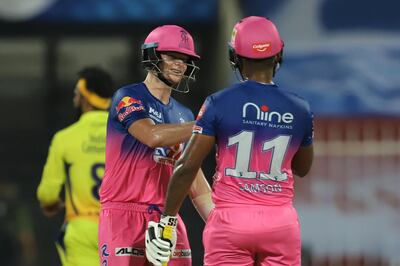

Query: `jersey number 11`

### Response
(225, 131, 290, 182)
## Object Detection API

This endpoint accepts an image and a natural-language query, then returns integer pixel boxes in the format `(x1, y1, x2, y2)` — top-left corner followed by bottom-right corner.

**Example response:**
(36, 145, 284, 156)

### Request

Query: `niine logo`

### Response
(242, 102, 294, 124)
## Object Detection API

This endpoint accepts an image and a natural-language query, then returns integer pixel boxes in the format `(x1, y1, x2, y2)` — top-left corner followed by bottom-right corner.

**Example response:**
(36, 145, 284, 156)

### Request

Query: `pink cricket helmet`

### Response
(230, 16, 283, 59)
(143, 25, 200, 59)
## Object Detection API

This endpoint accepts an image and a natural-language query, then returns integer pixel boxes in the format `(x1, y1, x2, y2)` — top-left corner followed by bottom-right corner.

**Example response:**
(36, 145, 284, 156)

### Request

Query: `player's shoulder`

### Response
(169, 97, 193, 115)
(206, 83, 241, 104)
(278, 86, 311, 113)
(51, 121, 80, 145)
(112, 83, 149, 103)
(111, 83, 149, 110)
(115, 83, 145, 96)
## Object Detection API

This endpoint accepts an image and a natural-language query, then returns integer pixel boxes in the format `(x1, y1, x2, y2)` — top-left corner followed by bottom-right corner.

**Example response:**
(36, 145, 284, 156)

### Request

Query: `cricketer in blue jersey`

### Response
(147, 16, 314, 266)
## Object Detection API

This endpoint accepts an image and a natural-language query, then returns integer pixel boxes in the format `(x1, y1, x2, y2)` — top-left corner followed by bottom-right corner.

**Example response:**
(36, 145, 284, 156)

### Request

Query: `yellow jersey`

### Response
(37, 111, 108, 222)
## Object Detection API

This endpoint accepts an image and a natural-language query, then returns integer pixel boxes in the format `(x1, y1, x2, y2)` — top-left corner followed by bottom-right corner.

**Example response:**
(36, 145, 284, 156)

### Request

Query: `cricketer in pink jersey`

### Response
(146, 17, 314, 266)
(99, 25, 214, 266)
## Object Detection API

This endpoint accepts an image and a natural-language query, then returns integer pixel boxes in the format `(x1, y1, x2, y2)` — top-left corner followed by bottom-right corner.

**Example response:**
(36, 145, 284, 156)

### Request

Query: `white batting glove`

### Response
(145, 215, 178, 266)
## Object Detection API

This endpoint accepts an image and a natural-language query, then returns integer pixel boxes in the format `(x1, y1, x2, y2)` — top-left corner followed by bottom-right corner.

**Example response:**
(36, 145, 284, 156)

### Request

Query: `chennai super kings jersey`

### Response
(194, 80, 314, 207)
(99, 83, 194, 206)
(37, 111, 108, 221)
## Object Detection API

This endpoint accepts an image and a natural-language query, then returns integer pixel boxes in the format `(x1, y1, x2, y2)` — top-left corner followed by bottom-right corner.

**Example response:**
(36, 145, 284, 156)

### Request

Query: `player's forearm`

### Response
(148, 121, 195, 148)
(40, 200, 64, 217)
(164, 134, 215, 216)
(188, 169, 211, 198)
(188, 170, 214, 221)
(191, 192, 214, 221)
(164, 163, 199, 216)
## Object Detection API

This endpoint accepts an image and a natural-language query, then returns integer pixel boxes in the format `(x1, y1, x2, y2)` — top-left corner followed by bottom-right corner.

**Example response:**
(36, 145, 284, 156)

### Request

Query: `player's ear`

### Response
(277, 51, 283, 65)
(273, 51, 283, 76)
(236, 56, 243, 73)
(73, 92, 82, 110)
(78, 92, 91, 111)
(159, 53, 168, 64)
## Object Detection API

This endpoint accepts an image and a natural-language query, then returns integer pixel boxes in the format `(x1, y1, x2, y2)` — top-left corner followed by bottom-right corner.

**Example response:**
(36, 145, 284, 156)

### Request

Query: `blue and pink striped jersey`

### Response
(194, 80, 313, 207)
(100, 83, 194, 205)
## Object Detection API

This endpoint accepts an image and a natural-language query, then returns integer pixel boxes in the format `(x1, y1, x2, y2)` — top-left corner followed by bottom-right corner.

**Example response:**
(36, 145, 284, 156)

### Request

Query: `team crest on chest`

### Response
(153, 143, 184, 166)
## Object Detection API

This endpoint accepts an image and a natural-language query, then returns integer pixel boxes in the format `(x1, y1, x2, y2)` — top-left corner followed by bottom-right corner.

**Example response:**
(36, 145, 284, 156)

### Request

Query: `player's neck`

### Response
(81, 100, 95, 113)
(242, 67, 274, 84)
(245, 73, 273, 84)
(144, 73, 172, 105)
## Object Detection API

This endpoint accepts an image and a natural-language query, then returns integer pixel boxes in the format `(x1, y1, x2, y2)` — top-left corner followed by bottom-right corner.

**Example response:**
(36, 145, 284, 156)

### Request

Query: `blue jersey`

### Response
(100, 83, 194, 205)
(195, 80, 313, 206)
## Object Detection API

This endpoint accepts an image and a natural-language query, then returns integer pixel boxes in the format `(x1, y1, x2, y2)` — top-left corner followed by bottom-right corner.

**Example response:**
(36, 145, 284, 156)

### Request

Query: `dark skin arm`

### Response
(40, 200, 64, 218)
(291, 144, 314, 177)
(164, 134, 215, 216)
(128, 118, 195, 148)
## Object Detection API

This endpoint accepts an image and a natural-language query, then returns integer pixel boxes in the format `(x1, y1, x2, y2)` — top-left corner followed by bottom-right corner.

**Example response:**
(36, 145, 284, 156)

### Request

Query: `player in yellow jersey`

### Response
(37, 67, 115, 266)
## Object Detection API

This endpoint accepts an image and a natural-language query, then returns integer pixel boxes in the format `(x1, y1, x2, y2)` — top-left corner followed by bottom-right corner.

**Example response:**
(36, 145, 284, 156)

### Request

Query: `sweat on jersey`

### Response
(99, 83, 194, 206)
(194, 80, 313, 207)
(37, 111, 108, 221)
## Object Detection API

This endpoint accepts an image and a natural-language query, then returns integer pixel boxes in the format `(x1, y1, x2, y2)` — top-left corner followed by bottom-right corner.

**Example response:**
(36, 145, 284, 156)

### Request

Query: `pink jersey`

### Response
(194, 81, 313, 207)
(100, 83, 194, 206)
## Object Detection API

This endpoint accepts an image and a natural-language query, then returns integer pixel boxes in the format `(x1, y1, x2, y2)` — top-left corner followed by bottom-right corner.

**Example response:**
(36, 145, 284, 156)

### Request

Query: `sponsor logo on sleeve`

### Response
(116, 96, 145, 122)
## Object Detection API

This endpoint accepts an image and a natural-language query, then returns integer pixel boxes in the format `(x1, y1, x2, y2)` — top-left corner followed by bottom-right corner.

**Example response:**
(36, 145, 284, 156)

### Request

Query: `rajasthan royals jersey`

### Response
(100, 83, 194, 205)
(37, 111, 108, 221)
(195, 80, 313, 206)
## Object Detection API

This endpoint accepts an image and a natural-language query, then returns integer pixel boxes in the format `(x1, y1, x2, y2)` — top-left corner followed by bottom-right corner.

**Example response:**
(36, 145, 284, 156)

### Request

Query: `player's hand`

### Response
(145, 221, 171, 266)
(145, 215, 178, 266)
(41, 200, 64, 217)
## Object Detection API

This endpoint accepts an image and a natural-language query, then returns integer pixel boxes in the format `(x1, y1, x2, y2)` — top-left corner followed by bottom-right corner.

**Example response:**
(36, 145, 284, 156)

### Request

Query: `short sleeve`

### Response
(194, 96, 218, 136)
(301, 106, 314, 146)
(111, 89, 149, 129)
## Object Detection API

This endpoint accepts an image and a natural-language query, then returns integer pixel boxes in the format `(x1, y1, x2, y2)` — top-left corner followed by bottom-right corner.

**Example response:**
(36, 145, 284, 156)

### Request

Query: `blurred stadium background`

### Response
(0, 0, 399, 265)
